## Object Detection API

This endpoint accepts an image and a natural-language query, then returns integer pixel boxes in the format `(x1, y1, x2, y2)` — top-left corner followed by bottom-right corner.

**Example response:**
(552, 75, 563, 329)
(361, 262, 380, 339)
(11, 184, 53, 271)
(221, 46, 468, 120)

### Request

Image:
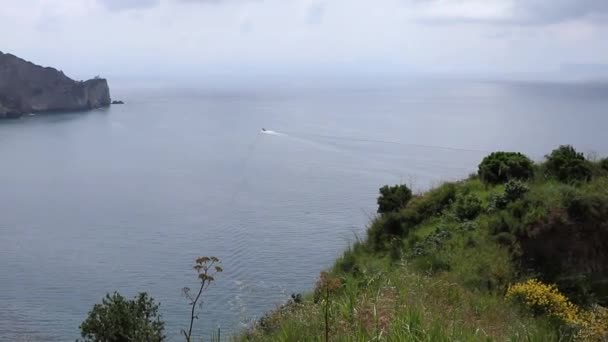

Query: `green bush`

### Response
(494, 232, 516, 246)
(600, 158, 608, 172)
(454, 194, 482, 221)
(478, 152, 534, 184)
(401, 183, 456, 226)
(486, 211, 519, 236)
(377, 184, 412, 213)
(545, 145, 592, 183)
(368, 212, 409, 251)
(489, 193, 509, 210)
(488, 180, 529, 212)
(504, 179, 530, 201)
(79, 292, 165, 342)
(562, 190, 608, 223)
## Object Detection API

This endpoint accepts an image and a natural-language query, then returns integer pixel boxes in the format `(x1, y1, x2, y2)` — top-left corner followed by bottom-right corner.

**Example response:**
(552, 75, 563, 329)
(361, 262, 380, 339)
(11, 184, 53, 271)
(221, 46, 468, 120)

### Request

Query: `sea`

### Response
(1, 77, 607, 341)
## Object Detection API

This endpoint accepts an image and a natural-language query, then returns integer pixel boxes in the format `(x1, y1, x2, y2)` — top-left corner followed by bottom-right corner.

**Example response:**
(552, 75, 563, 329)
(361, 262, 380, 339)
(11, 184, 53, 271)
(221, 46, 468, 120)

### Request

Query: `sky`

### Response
(0, 0, 607, 79)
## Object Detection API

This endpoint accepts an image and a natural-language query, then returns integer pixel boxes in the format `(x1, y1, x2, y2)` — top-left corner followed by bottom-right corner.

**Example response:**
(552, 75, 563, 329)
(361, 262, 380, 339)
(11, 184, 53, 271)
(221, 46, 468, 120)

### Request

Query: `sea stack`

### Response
(0, 51, 111, 118)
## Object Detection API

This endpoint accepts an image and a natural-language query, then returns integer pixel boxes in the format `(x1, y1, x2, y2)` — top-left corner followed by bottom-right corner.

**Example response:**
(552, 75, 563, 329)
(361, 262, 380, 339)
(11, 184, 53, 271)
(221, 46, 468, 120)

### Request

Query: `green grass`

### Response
(237, 254, 558, 341)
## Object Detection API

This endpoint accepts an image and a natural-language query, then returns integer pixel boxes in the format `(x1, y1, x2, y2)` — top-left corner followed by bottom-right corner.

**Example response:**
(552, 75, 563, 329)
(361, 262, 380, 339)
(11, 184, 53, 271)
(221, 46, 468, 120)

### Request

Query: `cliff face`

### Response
(0, 51, 111, 118)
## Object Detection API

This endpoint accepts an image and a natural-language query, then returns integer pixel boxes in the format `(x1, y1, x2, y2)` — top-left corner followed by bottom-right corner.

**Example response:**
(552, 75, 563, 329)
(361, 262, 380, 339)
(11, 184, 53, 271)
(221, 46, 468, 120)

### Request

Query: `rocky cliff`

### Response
(0, 51, 111, 118)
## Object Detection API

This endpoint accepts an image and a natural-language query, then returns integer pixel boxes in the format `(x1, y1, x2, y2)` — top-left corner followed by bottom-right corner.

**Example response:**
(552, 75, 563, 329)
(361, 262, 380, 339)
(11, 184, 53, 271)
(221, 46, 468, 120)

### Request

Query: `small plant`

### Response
(506, 279, 579, 325)
(316, 272, 342, 342)
(454, 194, 482, 221)
(478, 151, 534, 184)
(488, 180, 529, 212)
(411, 226, 453, 257)
(489, 193, 509, 210)
(377, 184, 412, 213)
(504, 179, 529, 201)
(182, 256, 223, 342)
(545, 145, 592, 183)
(459, 221, 477, 231)
(79, 292, 165, 342)
(290, 293, 303, 304)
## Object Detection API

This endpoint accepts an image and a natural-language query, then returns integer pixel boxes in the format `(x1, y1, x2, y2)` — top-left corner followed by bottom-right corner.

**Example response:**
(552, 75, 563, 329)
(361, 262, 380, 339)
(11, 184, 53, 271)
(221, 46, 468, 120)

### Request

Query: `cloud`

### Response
(419, 0, 608, 25)
(513, 0, 608, 24)
(306, 2, 326, 26)
(176, 0, 261, 4)
(98, 0, 159, 11)
(1, 0, 607, 78)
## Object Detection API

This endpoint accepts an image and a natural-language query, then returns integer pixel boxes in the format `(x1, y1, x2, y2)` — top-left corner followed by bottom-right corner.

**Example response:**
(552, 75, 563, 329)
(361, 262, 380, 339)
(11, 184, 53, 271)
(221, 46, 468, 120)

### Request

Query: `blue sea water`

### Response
(0, 78, 607, 341)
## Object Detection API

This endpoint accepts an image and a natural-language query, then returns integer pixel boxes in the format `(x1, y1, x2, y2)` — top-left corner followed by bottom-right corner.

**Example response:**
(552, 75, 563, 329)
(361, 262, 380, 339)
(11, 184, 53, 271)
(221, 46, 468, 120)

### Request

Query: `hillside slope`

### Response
(239, 146, 608, 341)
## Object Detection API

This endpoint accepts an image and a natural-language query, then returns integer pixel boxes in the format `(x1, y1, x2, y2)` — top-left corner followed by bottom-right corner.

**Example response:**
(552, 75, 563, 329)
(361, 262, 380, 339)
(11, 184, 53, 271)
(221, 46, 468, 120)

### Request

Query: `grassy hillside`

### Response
(238, 146, 608, 341)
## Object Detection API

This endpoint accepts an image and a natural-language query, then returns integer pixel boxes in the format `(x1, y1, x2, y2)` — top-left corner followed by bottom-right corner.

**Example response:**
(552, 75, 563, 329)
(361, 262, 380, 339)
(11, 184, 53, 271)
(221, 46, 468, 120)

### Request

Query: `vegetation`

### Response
(239, 146, 608, 342)
(79, 258, 224, 342)
(79, 292, 165, 342)
(600, 158, 608, 172)
(478, 151, 535, 184)
(506, 279, 579, 324)
(545, 145, 593, 183)
(78, 145, 608, 341)
(454, 193, 482, 221)
(507, 279, 608, 341)
(182, 256, 223, 342)
(377, 184, 412, 213)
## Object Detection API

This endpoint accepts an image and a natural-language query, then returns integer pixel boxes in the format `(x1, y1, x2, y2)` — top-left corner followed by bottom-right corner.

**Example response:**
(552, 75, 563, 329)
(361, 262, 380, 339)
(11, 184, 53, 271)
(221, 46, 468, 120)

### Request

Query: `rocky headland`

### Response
(0, 51, 111, 118)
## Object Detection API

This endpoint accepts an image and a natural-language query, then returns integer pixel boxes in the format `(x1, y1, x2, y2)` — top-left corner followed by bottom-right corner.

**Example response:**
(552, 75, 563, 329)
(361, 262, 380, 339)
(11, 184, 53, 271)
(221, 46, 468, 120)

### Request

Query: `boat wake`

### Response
(261, 129, 285, 136)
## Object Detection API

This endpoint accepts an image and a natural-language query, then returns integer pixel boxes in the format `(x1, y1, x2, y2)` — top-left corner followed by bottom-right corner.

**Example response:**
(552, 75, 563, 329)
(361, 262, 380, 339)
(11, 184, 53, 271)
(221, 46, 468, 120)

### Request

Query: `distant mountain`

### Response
(0, 51, 111, 118)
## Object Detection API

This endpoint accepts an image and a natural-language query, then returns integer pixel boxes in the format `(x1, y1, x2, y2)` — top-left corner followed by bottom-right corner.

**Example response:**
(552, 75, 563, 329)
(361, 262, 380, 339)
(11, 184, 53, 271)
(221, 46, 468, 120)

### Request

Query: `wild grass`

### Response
(238, 254, 558, 341)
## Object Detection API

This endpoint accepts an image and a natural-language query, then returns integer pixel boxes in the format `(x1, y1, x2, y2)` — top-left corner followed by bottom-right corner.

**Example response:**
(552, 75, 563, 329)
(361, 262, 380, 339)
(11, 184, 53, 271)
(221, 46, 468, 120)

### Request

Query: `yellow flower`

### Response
(506, 279, 580, 325)
(575, 305, 608, 341)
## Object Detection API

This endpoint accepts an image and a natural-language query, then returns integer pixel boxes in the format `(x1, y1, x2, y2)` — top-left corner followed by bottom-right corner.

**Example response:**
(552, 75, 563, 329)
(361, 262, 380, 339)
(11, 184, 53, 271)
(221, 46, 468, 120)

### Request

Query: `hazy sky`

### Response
(1, 0, 607, 78)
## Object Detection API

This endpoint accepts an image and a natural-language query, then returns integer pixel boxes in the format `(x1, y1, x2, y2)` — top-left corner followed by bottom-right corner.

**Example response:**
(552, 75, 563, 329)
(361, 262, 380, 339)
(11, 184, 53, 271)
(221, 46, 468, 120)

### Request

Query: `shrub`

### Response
(79, 292, 165, 342)
(489, 193, 509, 210)
(545, 145, 592, 183)
(367, 212, 409, 251)
(487, 180, 529, 212)
(576, 305, 608, 341)
(454, 194, 482, 221)
(563, 192, 606, 222)
(494, 232, 516, 246)
(486, 210, 523, 237)
(600, 158, 608, 172)
(478, 152, 534, 184)
(506, 279, 579, 325)
(411, 226, 453, 257)
(401, 183, 456, 226)
(504, 179, 530, 201)
(377, 184, 413, 213)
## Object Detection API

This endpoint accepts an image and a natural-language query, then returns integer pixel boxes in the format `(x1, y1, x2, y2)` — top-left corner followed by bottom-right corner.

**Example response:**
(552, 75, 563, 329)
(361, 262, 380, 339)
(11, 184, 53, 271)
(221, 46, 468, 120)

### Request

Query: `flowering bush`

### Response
(576, 305, 608, 341)
(506, 279, 579, 325)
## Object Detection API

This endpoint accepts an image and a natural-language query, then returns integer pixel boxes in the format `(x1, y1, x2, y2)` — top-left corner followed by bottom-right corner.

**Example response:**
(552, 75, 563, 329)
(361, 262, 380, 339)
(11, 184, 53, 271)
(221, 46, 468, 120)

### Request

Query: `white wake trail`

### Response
(261, 130, 285, 136)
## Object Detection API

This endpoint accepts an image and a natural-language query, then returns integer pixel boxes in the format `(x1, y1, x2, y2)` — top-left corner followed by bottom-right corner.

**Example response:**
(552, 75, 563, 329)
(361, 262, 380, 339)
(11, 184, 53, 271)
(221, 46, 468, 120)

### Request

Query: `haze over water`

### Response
(1, 78, 607, 341)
